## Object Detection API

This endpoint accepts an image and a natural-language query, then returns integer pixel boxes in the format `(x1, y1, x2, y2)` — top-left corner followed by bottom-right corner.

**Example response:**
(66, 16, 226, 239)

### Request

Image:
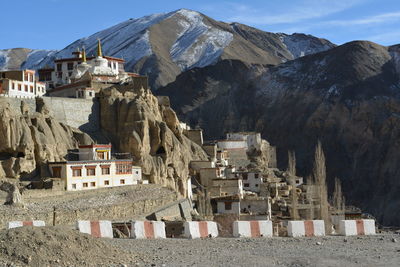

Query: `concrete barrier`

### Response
(233, 220, 273, 238)
(339, 219, 376, 236)
(8, 220, 45, 229)
(287, 220, 325, 237)
(76, 220, 113, 238)
(183, 221, 218, 239)
(131, 221, 166, 239)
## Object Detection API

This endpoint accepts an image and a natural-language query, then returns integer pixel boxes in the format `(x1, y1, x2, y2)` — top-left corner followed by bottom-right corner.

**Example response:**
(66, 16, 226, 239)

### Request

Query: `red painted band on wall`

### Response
(90, 221, 101, 237)
(304, 220, 315, 237)
(198, 221, 209, 238)
(250, 221, 261, 237)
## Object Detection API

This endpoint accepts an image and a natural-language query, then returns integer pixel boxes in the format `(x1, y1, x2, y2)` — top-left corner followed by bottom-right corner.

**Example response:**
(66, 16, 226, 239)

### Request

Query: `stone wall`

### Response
(0, 191, 178, 230)
(0, 96, 99, 134)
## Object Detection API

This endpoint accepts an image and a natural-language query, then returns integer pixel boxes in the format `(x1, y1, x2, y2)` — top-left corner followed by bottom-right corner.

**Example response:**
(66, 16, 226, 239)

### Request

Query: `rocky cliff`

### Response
(98, 85, 208, 196)
(0, 98, 92, 179)
(159, 41, 400, 226)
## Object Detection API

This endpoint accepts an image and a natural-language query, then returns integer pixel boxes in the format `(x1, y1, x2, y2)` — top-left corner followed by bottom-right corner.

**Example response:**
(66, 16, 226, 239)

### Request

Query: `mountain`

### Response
(0, 48, 56, 70)
(158, 41, 400, 226)
(1, 9, 334, 89)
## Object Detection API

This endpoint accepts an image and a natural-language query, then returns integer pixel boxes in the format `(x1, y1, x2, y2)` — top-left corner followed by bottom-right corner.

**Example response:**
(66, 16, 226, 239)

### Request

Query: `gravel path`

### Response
(107, 233, 400, 267)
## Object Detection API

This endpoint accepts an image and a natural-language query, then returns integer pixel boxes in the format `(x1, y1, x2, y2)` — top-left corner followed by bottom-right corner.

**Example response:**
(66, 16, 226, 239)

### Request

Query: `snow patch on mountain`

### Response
(45, 11, 175, 70)
(22, 49, 57, 69)
(170, 9, 233, 70)
(0, 50, 10, 70)
(278, 33, 335, 59)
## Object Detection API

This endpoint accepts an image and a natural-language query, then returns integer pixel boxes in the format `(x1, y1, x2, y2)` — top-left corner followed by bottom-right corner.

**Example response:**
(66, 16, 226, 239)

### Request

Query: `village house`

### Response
(226, 132, 262, 151)
(228, 171, 264, 193)
(48, 144, 142, 191)
(209, 178, 244, 198)
(0, 69, 46, 98)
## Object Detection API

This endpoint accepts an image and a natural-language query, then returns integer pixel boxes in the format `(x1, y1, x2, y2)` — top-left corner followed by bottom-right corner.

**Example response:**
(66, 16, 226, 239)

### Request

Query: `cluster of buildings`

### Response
(1, 39, 148, 99)
(184, 128, 333, 226)
(0, 69, 46, 98)
(48, 144, 144, 191)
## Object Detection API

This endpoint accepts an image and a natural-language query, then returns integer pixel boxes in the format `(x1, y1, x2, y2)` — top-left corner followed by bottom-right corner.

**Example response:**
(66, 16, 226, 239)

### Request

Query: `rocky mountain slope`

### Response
(2, 9, 334, 89)
(0, 48, 56, 70)
(159, 41, 400, 226)
(0, 98, 91, 179)
(98, 85, 208, 196)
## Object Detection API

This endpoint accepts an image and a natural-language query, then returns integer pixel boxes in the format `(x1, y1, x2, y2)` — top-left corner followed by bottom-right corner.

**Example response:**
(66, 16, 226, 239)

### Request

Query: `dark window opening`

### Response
(156, 146, 166, 155)
(224, 202, 232, 210)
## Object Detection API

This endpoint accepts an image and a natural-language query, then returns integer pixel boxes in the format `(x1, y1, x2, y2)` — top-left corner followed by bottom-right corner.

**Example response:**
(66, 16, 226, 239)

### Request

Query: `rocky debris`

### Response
(98, 86, 208, 197)
(0, 98, 92, 179)
(0, 180, 23, 207)
(0, 226, 136, 266)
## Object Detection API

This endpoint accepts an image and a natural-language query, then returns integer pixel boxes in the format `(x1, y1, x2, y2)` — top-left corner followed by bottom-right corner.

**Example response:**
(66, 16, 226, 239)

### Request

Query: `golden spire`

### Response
(97, 39, 103, 58)
(82, 47, 87, 62)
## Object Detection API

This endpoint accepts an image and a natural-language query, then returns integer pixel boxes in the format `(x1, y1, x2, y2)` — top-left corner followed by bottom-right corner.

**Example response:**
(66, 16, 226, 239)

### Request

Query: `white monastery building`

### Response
(48, 144, 142, 191)
(0, 69, 46, 98)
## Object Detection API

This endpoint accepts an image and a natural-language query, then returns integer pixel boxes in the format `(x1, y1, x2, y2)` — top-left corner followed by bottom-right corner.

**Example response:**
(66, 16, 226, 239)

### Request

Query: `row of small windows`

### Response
(71, 164, 135, 177)
(10, 82, 45, 93)
(71, 179, 125, 189)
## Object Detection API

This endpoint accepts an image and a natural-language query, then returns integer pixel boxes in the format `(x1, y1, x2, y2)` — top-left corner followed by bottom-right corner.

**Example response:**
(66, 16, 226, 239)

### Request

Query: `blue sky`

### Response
(1, 0, 399, 50)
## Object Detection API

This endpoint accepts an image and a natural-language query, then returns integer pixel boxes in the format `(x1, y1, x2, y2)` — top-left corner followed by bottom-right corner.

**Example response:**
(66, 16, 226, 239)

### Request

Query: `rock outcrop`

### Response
(98, 84, 208, 196)
(158, 41, 400, 226)
(0, 98, 92, 179)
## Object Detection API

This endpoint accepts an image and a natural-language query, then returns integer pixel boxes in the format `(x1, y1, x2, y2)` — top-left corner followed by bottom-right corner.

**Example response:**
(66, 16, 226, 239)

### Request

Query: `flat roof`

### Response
(48, 159, 134, 165)
(79, 144, 112, 149)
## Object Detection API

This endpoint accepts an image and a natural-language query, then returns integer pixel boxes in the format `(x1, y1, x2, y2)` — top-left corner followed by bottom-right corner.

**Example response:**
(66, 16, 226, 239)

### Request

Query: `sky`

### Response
(1, 0, 399, 50)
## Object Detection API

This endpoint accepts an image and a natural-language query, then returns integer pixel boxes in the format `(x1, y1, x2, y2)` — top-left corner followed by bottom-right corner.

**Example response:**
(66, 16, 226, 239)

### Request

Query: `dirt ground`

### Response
(0, 226, 399, 267)
(107, 233, 400, 267)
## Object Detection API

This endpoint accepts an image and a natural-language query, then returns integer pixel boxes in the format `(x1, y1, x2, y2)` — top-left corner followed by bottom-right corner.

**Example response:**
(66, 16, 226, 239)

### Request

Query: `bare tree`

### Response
(312, 141, 331, 233)
(332, 177, 345, 214)
(287, 151, 299, 220)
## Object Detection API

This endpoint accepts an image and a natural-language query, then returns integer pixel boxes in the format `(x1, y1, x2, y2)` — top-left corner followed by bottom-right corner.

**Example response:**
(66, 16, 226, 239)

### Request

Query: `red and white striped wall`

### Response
(183, 221, 218, 239)
(232, 220, 273, 238)
(287, 220, 325, 237)
(130, 221, 166, 239)
(339, 219, 376, 236)
(76, 220, 113, 238)
(8, 220, 45, 229)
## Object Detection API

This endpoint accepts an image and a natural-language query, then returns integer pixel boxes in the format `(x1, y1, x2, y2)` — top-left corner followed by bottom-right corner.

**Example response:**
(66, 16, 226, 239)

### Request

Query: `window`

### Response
(104, 180, 110, 186)
(57, 64, 62, 71)
(72, 184, 76, 189)
(83, 182, 88, 188)
(89, 92, 93, 97)
(97, 152, 105, 160)
(255, 174, 259, 179)
(30, 86, 33, 92)
(101, 167, 110, 175)
(224, 202, 232, 210)
(255, 184, 259, 187)
(67, 62, 74, 70)
(135, 171, 139, 174)
(18, 84, 21, 91)
(52, 167, 61, 178)
(244, 183, 250, 187)
(86, 167, 96, 176)
(11, 82, 15, 90)
(24, 85, 28, 92)
(242, 173, 248, 180)
(90, 182, 96, 187)
(120, 179, 125, 185)
(72, 168, 82, 177)
(116, 163, 132, 174)
(68, 72, 72, 77)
